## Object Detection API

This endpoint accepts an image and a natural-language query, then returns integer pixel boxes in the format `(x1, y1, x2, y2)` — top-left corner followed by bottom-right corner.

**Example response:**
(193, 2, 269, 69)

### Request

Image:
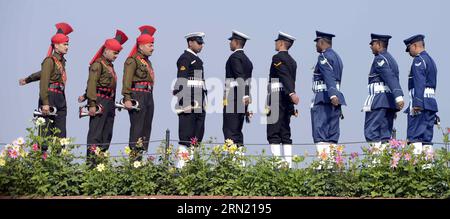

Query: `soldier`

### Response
(403, 34, 438, 155)
(85, 30, 128, 166)
(363, 34, 404, 149)
(267, 31, 299, 168)
(38, 22, 73, 141)
(122, 25, 156, 161)
(173, 32, 207, 168)
(19, 71, 87, 103)
(223, 30, 253, 149)
(311, 31, 346, 157)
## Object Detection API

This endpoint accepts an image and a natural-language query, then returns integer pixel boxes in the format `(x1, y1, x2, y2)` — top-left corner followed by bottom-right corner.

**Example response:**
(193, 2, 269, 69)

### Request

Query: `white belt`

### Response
(187, 80, 205, 87)
(424, 88, 435, 98)
(270, 82, 283, 92)
(312, 81, 340, 93)
(362, 82, 391, 112)
(229, 81, 239, 87)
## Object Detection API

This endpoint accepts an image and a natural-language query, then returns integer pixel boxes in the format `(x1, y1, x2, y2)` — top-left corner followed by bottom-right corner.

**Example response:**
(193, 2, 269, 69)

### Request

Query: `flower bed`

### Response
(1, 120, 449, 198)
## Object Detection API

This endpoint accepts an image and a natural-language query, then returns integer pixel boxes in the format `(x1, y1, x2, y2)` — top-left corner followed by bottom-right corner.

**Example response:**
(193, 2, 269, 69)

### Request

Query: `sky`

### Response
(0, 0, 449, 158)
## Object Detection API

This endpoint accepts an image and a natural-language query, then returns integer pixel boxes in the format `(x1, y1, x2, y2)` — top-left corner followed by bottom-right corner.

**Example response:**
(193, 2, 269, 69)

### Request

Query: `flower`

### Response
(0, 150, 6, 158)
(447, 128, 450, 134)
(190, 137, 198, 146)
(319, 150, 328, 161)
(19, 149, 28, 158)
(225, 139, 234, 146)
(8, 149, 19, 159)
(350, 152, 359, 160)
(147, 156, 155, 162)
(61, 148, 70, 156)
(136, 138, 144, 148)
(0, 159, 5, 167)
(89, 145, 97, 153)
(32, 143, 39, 152)
(404, 153, 411, 161)
(96, 163, 106, 172)
(389, 139, 402, 149)
(94, 147, 102, 156)
(179, 150, 190, 161)
(292, 155, 304, 163)
(425, 149, 434, 161)
(124, 146, 131, 155)
(15, 137, 25, 146)
(60, 138, 71, 146)
(228, 144, 238, 154)
(34, 117, 46, 126)
(335, 155, 344, 167)
(42, 152, 48, 160)
(336, 145, 344, 153)
(103, 151, 110, 158)
(213, 145, 221, 154)
(390, 152, 401, 169)
(133, 161, 142, 168)
(222, 144, 229, 152)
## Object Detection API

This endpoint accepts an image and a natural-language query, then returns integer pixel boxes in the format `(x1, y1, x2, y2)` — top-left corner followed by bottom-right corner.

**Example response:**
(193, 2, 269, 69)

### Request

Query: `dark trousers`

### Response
(223, 110, 245, 145)
(38, 91, 67, 150)
(311, 103, 341, 143)
(364, 108, 395, 142)
(178, 111, 206, 146)
(407, 110, 436, 144)
(267, 95, 294, 144)
(86, 97, 115, 166)
(128, 91, 154, 160)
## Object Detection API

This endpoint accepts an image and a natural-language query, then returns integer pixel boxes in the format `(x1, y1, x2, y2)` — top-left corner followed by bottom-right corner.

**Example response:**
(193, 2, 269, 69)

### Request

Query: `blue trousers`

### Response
(407, 110, 436, 144)
(311, 103, 341, 143)
(364, 108, 395, 142)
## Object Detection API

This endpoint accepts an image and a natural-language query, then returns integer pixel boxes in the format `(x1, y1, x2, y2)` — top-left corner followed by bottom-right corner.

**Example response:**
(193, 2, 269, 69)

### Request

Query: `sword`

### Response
(33, 106, 57, 117)
(115, 98, 140, 111)
(175, 100, 201, 114)
(79, 104, 104, 118)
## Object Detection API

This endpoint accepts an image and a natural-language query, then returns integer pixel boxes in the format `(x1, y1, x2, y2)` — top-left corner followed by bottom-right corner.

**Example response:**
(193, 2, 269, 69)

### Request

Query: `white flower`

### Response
(35, 117, 46, 126)
(60, 138, 71, 146)
(12, 145, 20, 152)
(0, 159, 6, 167)
(133, 161, 142, 168)
(61, 148, 70, 156)
(15, 137, 25, 146)
(0, 150, 6, 158)
(96, 163, 106, 172)
(94, 147, 102, 156)
(103, 151, 110, 158)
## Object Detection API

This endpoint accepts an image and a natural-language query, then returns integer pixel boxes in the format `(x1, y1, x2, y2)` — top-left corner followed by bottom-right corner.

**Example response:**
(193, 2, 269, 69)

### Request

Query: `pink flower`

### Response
(190, 137, 198, 146)
(8, 149, 19, 159)
(404, 153, 411, 161)
(147, 156, 155, 162)
(32, 143, 39, 152)
(42, 152, 48, 160)
(89, 145, 97, 153)
(389, 139, 402, 149)
(393, 152, 401, 161)
(447, 128, 450, 134)
(350, 152, 359, 159)
(390, 159, 398, 168)
(335, 155, 344, 167)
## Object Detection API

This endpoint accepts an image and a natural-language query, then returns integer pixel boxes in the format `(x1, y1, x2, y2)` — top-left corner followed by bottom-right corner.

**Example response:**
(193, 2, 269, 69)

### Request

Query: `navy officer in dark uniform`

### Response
(267, 31, 299, 168)
(223, 30, 253, 148)
(173, 32, 207, 168)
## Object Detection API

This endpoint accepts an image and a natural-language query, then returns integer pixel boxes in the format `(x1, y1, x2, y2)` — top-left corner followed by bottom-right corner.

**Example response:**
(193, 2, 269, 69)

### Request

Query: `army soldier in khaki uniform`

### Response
(85, 30, 128, 166)
(38, 22, 73, 141)
(122, 25, 156, 161)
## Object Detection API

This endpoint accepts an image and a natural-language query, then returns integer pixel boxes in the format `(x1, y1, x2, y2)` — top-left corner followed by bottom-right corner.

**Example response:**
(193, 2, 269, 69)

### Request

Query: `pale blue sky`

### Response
(0, 0, 448, 157)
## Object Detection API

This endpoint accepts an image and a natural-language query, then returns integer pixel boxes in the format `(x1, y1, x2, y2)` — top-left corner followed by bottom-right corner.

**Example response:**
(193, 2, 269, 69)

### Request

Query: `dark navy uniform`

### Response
(363, 34, 404, 143)
(174, 46, 207, 147)
(267, 44, 297, 144)
(403, 35, 438, 145)
(223, 31, 253, 146)
(311, 31, 345, 144)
